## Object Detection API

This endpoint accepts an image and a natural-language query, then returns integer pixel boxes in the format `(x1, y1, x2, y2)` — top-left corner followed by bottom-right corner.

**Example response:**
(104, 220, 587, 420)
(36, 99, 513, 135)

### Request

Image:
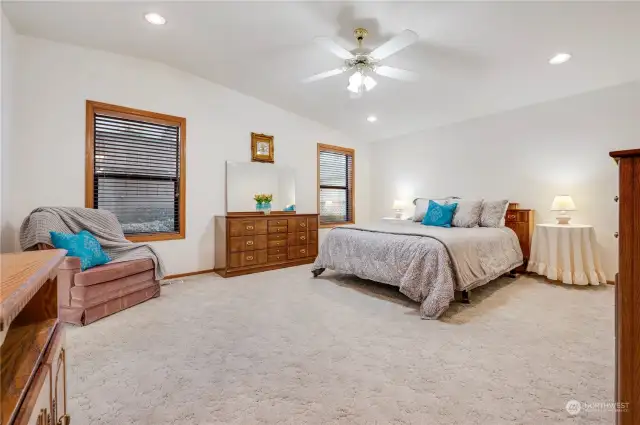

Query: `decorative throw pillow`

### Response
(50, 230, 111, 271)
(479, 200, 509, 228)
(413, 198, 450, 222)
(451, 199, 484, 228)
(422, 200, 458, 228)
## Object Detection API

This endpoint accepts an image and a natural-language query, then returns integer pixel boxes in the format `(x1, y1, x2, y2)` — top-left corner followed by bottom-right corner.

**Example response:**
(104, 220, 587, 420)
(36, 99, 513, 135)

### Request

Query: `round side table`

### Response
(527, 224, 607, 285)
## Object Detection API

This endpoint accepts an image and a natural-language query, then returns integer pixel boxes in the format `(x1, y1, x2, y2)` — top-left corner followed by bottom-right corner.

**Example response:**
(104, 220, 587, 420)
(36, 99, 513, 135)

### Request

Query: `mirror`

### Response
(226, 161, 296, 212)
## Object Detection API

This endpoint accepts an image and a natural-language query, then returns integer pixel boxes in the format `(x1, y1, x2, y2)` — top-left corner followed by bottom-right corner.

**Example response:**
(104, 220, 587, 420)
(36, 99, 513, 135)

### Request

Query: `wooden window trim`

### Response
(317, 143, 355, 229)
(85, 100, 186, 242)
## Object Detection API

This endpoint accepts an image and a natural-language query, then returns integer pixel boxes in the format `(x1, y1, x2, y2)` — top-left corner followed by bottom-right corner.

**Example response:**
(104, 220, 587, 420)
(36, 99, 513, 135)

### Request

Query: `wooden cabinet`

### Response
(504, 206, 534, 271)
(215, 213, 320, 277)
(0, 250, 69, 425)
(610, 149, 640, 425)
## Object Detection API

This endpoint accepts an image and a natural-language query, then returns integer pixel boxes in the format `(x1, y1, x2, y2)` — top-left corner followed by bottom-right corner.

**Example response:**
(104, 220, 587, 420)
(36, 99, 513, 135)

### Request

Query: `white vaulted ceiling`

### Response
(4, 1, 640, 141)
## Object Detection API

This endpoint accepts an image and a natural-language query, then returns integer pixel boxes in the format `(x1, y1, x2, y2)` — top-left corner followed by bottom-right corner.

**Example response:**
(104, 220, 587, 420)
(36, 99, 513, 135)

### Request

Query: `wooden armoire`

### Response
(610, 149, 640, 425)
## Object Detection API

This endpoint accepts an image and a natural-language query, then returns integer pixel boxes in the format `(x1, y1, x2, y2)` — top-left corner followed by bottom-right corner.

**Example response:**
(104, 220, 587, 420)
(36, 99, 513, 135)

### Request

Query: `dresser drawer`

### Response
(268, 226, 287, 234)
(267, 239, 287, 249)
(268, 219, 288, 227)
(307, 217, 318, 230)
(505, 211, 529, 223)
(288, 244, 317, 259)
(288, 217, 308, 231)
(15, 364, 52, 425)
(229, 235, 267, 252)
(306, 244, 318, 258)
(13, 326, 66, 425)
(268, 247, 287, 255)
(229, 219, 267, 236)
(308, 230, 318, 244)
(267, 233, 287, 241)
(288, 232, 308, 246)
(229, 250, 267, 268)
(268, 253, 287, 263)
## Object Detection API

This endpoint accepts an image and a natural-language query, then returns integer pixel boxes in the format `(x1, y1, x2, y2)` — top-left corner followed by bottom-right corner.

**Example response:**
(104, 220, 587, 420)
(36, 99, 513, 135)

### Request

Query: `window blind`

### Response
(319, 148, 354, 224)
(92, 113, 182, 235)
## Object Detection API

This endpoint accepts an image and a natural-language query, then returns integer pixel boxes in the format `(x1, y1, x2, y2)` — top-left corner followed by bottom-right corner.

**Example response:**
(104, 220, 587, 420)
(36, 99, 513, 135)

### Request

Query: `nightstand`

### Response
(527, 224, 607, 285)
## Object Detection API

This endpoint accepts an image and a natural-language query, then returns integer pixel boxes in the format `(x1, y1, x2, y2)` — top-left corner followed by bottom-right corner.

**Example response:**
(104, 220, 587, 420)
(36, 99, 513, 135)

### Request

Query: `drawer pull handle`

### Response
(246, 226, 254, 230)
(300, 223, 306, 228)
(246, 240, 254, 246)
(300, 236, 306, 241)
(508, 215, 516, 220)
(614, 232, 619, 239)
(246, 256, 254, 261)
(614, 196, 619, 202)
(275, 242, 280, 245)
(300, 249, 306, 254)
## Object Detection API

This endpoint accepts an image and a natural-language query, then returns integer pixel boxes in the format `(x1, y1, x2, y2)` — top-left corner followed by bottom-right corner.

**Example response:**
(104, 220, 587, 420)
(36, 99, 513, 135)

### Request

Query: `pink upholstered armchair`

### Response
(38, 243, 160, 325)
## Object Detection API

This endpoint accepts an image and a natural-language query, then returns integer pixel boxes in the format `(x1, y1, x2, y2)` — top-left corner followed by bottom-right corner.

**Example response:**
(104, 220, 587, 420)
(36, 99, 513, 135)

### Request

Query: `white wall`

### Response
(7, 36, 370, 275)
(370, 81, 640, 280)
(0, 12, 17, 252)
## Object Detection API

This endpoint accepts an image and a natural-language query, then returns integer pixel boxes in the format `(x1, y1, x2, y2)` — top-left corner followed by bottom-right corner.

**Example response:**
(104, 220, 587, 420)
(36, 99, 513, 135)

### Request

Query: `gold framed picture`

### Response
(251, 132, 274, 163)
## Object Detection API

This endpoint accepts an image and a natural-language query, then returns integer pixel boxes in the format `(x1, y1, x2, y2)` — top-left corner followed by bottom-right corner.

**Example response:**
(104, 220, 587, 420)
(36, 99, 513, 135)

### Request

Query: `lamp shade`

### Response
(392, 200, 405, 210)
(550, 195, 576, 211)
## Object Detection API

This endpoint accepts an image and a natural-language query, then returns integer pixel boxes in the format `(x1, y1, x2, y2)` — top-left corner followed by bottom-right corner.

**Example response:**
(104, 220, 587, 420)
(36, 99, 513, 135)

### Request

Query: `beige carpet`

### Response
(67, 266, 614, 424)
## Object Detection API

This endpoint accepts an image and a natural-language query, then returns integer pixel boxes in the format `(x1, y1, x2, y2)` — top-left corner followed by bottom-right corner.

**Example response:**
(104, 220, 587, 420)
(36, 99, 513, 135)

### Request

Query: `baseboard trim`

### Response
(164, 269, 216, 280)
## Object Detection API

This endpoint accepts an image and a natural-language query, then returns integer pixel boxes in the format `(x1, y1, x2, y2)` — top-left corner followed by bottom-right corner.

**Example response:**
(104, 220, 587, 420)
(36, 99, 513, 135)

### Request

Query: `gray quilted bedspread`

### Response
(312, 222, 523, 319)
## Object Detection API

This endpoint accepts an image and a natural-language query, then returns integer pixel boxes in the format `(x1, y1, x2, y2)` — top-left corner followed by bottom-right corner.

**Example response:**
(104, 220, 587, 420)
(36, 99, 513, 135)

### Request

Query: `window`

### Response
(317, 143, 355, 227)
(85, 101, 186, 242)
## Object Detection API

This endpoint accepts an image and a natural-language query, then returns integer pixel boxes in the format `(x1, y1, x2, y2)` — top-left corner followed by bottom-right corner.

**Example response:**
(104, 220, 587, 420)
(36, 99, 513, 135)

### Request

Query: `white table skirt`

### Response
(527, 224, 607, 285)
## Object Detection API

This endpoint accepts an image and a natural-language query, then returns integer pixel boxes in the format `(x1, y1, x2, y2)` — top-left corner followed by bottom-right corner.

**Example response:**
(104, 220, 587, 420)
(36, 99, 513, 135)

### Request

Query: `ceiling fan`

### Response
(303, 28, 419, 98)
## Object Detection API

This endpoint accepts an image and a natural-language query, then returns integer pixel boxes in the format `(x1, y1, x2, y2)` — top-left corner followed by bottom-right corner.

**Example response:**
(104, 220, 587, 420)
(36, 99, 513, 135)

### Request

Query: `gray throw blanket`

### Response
(20, 207, 166, 279)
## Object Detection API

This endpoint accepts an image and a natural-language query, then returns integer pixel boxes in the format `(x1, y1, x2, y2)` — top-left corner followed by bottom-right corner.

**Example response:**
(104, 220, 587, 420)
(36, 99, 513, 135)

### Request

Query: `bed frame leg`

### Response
(312, 268, 325, 278)
(456, 290, 470, 304)
(507, 269, 517, 278)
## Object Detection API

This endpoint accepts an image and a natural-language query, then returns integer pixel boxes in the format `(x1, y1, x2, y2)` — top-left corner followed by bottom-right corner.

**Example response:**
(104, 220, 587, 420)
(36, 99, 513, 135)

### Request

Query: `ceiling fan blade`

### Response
(374, 66, 419, 82)
(302, 67, 347, 83)
(314, 37, 355, 60)
(370, 29, 419, 60)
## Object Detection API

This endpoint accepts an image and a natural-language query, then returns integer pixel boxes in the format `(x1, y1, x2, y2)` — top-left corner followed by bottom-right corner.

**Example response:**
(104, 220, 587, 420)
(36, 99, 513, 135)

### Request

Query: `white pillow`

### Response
(480, 200, 509, 228)
(412, 198, 450, 222)
(451, 199, 484, 228)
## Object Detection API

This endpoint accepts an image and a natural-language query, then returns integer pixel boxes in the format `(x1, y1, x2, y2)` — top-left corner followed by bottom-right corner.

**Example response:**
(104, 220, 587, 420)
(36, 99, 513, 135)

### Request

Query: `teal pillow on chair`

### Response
(50, 230, 111, 271)
(422, 200, 459, 228)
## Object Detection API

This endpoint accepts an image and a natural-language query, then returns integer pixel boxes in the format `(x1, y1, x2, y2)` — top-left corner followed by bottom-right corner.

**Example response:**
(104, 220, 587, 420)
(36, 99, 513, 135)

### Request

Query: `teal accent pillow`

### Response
(49, 230, 111, 271)
(422, 200, 459, 228)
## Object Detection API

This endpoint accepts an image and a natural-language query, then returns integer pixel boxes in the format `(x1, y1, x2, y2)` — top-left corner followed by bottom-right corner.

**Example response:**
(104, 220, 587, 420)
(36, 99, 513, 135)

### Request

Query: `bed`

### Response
(311, 219, 524, 319)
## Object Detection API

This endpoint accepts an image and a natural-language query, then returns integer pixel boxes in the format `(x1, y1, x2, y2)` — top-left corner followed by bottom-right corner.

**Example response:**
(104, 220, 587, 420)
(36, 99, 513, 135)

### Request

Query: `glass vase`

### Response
(263, 202, 272, 215)
(255, 202, 263, 212)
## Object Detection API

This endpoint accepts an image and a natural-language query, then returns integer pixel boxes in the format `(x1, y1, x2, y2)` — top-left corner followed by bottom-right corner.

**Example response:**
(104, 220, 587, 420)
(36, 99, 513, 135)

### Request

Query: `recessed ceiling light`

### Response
(145, 13, 166, 25)
(549, 53, 571, 65)
(367, 116, 377, 123)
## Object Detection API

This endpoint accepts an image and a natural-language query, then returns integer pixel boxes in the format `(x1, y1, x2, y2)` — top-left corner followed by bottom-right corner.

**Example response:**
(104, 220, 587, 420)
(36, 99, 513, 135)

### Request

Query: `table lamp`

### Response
(550, 195, 576, 225)
(392, 200, 405, 219)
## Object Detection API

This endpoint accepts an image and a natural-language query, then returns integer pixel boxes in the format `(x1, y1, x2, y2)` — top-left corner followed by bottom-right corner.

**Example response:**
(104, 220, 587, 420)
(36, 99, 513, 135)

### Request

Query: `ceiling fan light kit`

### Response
(304, 27, 419, 98)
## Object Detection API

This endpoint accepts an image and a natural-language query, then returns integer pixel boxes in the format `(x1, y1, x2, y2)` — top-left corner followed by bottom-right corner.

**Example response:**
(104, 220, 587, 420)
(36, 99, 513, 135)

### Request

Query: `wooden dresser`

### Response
(1, 250, 70, 425)
(504, 204, 534, 271)
(214, 213, 319, 277)
(610, 149, 640, 425)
